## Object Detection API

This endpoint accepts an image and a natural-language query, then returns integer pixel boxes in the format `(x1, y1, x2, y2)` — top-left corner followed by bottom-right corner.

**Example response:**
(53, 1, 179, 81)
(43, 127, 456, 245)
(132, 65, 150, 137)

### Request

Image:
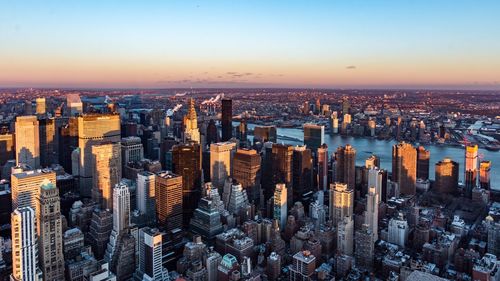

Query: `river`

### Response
(238, 122, 500, 190)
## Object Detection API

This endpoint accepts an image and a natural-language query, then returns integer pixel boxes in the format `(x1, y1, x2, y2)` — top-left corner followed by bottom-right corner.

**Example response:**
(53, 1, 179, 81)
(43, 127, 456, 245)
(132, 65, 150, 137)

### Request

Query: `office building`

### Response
(225, 182, 250, 217)
(355, 224, 375, 270)
(365, 155, 380, 169)
(317, 144, 329, 191)
(292, 146, 313, 203)
(87, 209, 113, 260)
(77, 114, 121, 197)
(121, 136, 143, 169)
(0, 133, 14, 168)
(205, 248, 222, 281)
(66, 93, 83, 116)
(11, 207, 39, 281)
(11, 168, 56, 212)
(271, 143, 294, 203)
(480, 160, 491, 190)
(189, 195, 224, 241)
(388, 212, 409, 247)
(183, 98, 200, 143)
(38, 117, 56, 167)
(221, 99, 232, 142)
(232, 148, 261, 203)
(155, 171, 183, 232)
(434, 158, 459, 194)
(465, 144, 479, 197)
(172, 142, 202, 226)
(35, 97, 46, 115)
(206, 119, 219, 145)
(337, 216, 354, 256)
(303, 123, 324, 152)
(334, 144, 356, 190)
(417, 146, 430, 180)
(331, 115, 339, 134)
(136, 171, 156, 224)
(210, 141, 236, 189)
(329, 183, 353, 225)
(274, 184, 288, 230)
(92, 142, 122, 210)
(15, 116, 40, 168)
(365, 186, 379, 241)
(392, 142, 417, 196)
(136, 227, 169, 281)
(253, 126, 277, 143)
(37, 182, 65, 280)
(290, 250, 316, 280)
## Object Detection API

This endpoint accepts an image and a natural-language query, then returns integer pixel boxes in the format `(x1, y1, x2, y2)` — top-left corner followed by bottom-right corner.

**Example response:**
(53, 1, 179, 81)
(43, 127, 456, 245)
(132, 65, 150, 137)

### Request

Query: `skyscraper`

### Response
(435, 158, 459, 194)
(368, 167, 387, 202)
(172, 142, 202, 226)
(11, 169, 56, 212)
(392, 142, 417, 196)
(232, 148, 261, 203)
(221, 99, 232, 142)
(337, 216, 354, 256)
(465, 144, 479, 197)
(38, 117, 56, 168)
(206, 119, 219, 145)
(35, 97, 46, 115)
(136, 171, 156, 224)
(365, 186, 379, 241)
(11, 207, 39, 281)
(92, 142, 122, 210)
(292, 146, 313, 203)
(66, 93, 83, 116)
(112, 183, 130, 235)
(334, 144, 356, 190)
(354, 224, 375, 270)
(274, 183, 288, 230)
(417, 146, 430, 180)
(271, 143, 294, 203)
(290, 251, 316, 280)
(480, 160, 491, 190)
(329, 183, 353, 226)
(253, 126, 277, 143)
(317, 144, 329, 191)
(15, 116, 40, 168)
(121, 136, 144, 169)
(77, 114, 121, 197)
(183, 98, 200, 143)
(210, 141, 236, 189)
(155, 171, 183, 232)
(388, 212, 409, 247)
(37, 182, 65, 280)
(135, 227, 169, 281)
(303, 123, 324, 152)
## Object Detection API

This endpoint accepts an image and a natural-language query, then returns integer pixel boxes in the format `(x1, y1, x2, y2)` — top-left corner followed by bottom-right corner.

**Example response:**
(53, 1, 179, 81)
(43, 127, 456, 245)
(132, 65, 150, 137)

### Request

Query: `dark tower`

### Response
(221, 99, 232, 141)
(172, 142, 202, 227)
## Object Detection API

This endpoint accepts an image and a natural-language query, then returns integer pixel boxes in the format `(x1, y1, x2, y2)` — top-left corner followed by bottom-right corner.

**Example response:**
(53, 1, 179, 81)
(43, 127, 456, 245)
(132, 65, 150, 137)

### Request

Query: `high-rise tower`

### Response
(221, 99, 232, 142)
(392, 142, 417, 196)
(11, 207, 39, 281)
(184, 98, 200, 143)
(37, 182, 65, 280)
(335, 144, 356, 190)
(465, 144, 479, 197)
(92, 142, 122, 210)
(77, 114, 121, 197)
(172, 142, 202, 226)
(329, 183, 353, 225)
(155, 171, 183, 232)
(15, 116, 40, 169)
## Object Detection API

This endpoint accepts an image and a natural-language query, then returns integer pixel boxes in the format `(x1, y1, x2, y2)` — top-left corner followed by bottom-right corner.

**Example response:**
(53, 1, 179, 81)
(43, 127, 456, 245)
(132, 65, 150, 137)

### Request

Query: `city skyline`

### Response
(2, 1, 500, 89)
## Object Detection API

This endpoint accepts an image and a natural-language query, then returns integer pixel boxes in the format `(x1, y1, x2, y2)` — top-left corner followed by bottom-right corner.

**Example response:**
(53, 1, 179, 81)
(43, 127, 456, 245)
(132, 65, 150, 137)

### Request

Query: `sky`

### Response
(1, 1, 500, 89)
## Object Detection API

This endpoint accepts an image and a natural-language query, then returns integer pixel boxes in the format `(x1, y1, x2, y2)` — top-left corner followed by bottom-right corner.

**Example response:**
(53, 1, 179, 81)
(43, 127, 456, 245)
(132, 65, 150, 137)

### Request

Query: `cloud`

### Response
(346, 65, 356, 69)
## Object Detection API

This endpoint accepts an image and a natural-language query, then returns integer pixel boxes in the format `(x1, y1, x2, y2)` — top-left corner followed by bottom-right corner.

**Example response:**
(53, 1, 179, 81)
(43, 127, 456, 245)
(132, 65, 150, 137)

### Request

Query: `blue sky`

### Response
(1, 1, 499, 89)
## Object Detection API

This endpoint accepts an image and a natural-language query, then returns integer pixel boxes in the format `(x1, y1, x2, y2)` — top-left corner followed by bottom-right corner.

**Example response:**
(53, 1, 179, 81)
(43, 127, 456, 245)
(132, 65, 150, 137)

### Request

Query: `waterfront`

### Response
(241, 123, 500, 190)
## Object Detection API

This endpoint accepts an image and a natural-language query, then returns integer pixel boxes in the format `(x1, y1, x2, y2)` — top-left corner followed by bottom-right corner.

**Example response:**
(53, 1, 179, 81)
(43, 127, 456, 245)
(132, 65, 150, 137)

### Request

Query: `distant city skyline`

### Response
(1, 1, 500, 89)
